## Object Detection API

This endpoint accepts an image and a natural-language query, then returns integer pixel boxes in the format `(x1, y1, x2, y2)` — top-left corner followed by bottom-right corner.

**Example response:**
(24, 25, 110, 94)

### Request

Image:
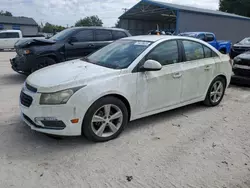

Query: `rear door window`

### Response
(112, 31, 127, 40)
(146, 40, 179, 66)
(95, 30, 112, 41)
(182, 40, 204, 61)
(206, 34, 215, 42)
(74, 30, 94, 42)
(6, 32, 19, 38)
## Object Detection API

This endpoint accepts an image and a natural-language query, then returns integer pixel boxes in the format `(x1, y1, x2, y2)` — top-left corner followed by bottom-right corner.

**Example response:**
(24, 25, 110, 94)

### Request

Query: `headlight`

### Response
(234, 57, 241, 62)
(40, 86, 84, 105)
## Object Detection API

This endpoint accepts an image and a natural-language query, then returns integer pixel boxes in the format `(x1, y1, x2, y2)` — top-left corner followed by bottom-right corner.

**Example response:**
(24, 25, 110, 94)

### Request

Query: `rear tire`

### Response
(31, 57, 56, 73)
(82, 96, 128, 142)
(204, 76, 226, 106)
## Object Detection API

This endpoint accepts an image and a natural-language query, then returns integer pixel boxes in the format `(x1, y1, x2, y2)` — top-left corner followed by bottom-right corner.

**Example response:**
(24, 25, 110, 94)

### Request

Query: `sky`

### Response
(1, 0, 219, 27)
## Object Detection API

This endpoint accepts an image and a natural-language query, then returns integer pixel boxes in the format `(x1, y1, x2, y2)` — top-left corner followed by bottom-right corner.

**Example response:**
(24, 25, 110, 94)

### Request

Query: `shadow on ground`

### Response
(0, 73, 26, 85)
(0, 102, 208, 161)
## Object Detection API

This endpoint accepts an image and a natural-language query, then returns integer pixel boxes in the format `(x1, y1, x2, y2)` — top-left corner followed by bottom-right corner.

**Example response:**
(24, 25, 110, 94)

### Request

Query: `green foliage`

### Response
(219, 0, 250, 17)
(114, 20, 121, 28)
(75, 15, 103, 27)
(0, 10, 12, 16)
(42, 22, 65, 33)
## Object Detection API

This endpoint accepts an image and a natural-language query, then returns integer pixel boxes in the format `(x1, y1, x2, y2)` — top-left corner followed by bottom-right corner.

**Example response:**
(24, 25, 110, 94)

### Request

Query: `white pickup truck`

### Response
(0, 30, 45, 50)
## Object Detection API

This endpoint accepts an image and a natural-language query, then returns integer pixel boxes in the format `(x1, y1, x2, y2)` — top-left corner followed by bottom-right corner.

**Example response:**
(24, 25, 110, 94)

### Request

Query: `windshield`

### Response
(239, 38, 250, 45)
(50, 28, 74, 41)
(82, 40, 152, 69)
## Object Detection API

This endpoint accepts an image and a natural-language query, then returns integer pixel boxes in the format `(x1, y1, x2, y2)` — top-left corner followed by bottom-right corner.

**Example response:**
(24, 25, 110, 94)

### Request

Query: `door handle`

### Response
(88, 44, 95, 47)
(172, 72, 182, 78)
(204, 65, 212, 71)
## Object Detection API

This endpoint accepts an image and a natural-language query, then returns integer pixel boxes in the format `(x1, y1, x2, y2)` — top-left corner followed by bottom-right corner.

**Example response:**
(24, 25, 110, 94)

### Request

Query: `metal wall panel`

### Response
(120, 19, 176, 35)
(178, 11, 250, 43)
(1, 24, 38, 35)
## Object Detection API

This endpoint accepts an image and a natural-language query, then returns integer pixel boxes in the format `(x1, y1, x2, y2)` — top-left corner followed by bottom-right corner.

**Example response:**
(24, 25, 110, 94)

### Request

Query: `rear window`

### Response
(95, 30, 112, 41)
(112, 31, 127, 40)
(6, 32, 19, 38)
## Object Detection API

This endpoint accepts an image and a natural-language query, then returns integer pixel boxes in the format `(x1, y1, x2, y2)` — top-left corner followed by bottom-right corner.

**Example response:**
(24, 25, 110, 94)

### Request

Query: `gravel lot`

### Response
(0, 52, 250, 188)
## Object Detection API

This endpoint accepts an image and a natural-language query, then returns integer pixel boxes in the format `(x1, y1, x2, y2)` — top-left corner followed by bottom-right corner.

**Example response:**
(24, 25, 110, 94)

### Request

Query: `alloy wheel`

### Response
(91, 104, 123, 138)
(210, 80, 224, 103)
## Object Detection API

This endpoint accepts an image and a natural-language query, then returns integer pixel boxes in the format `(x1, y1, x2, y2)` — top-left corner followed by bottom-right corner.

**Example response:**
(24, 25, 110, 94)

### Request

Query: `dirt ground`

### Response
(0, 52, 250, 188)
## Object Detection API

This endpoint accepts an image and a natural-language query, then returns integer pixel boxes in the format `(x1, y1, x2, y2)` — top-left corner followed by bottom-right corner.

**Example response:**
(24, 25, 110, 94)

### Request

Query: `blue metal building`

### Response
(119, 0, 250, 43)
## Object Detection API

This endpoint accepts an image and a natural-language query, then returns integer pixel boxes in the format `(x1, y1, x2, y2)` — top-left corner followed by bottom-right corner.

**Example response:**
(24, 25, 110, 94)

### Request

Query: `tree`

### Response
(0, 10, 12, 16)
(42, 22, 65, 33)
(75, 15, 103, 27)
(219, 0, 250, 17)
(114, 19, 121, 28)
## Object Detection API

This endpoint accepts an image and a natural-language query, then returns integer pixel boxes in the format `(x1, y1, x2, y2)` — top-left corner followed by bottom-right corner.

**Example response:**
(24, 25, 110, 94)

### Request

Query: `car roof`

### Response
(70, 27, 129, 32)
(0, 30, 21, 33)
(122, 35, 175, 42)
(180, 32, 213, 35)
(122, 35, 202, 42)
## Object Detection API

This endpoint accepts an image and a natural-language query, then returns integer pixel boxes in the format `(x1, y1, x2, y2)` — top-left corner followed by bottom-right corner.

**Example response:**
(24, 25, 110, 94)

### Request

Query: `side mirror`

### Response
(68, 37, 78, 44)
(140, 60, 162, 71)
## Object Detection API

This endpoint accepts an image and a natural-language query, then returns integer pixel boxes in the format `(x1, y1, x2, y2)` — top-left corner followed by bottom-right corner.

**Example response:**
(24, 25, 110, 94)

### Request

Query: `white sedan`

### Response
(20, 35, 232, 142)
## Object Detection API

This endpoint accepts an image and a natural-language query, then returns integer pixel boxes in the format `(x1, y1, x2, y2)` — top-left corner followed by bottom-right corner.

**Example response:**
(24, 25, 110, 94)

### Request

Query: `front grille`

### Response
(233, 68, 250, 77)
(25, 83, 37, 93)
(235, 59, 250, 66)
(20, 91, 33, 107)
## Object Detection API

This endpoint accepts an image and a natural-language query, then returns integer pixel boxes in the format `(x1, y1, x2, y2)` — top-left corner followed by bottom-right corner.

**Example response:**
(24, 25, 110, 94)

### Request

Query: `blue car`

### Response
(179, 32, 231, 54)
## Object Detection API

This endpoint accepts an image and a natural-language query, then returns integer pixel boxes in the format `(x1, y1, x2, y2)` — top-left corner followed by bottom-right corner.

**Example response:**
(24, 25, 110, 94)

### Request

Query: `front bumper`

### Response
(231, 74, 250, 86)
(19, 87, 83, 136)
(10, 54, 36, 75)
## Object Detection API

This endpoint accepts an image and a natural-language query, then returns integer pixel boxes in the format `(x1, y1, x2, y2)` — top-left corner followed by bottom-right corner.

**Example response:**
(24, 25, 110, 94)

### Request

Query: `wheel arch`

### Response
(205, 74, 228, 97)
(84, 93, 132, 122)
(37, 54, 58, 63)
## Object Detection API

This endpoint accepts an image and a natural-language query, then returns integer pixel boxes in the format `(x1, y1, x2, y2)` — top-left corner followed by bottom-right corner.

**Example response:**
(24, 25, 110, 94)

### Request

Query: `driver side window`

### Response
(146, 40, 179, 66)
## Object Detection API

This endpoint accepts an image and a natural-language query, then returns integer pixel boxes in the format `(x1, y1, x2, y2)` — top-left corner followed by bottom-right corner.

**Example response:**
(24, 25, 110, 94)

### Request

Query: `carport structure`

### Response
(119, 0, 179, 35)
(119, 0, 250, 43)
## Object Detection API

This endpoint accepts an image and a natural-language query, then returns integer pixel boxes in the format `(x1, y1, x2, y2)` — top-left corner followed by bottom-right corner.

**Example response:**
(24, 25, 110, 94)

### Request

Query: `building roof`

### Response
(0, 15, 38, 26)
(120, 0, 250, 21)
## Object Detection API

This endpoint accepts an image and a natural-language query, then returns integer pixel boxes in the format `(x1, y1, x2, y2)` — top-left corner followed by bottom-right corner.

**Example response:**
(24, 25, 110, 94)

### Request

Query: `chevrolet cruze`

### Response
(20, 35, 232, 142)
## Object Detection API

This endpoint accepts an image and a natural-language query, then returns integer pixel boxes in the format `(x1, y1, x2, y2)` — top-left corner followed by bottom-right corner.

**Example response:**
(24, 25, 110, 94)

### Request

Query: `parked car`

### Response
(10, 27, 131, 75)
(179, 32, 231, 54)
(231, 52, 250, 85)
(19, 35, 232, 142)
(230, 37, 250, 59)
(0, 30, 45, 50)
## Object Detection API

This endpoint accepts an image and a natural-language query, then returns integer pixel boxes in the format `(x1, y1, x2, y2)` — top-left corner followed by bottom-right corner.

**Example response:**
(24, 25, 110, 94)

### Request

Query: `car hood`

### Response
(233, 43, 250, 48)
(26, 59, 121, 93)
(15, 38, 56, 48)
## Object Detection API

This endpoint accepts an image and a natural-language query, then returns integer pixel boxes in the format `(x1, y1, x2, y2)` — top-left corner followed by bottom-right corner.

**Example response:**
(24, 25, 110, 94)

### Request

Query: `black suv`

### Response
(10, 27, 131, 75)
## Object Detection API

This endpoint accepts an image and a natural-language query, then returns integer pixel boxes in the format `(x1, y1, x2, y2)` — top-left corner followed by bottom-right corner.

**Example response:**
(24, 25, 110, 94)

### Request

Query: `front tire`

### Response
(82, 96, 128, 142)
(204, 77, 226, 106)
